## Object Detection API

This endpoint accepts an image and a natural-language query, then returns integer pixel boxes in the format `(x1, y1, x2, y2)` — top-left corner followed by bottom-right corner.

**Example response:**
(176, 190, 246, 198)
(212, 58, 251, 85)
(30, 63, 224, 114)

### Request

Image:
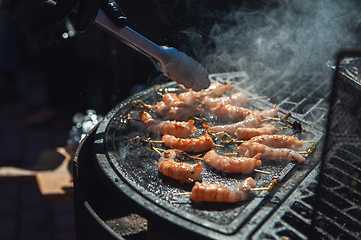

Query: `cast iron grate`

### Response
(251, 163, 319, 240)
(311, 49, 361, 240)
(251, 49, 361, 240)
(210, 71, 332, 131)
(252, 143, 361, 240)
(312, 143, 361, 240)
(207, 68, 333, 239)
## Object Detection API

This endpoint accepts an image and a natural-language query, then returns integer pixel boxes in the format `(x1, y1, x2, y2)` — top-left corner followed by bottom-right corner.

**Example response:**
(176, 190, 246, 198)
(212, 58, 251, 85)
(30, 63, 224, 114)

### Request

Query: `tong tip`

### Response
(164, 51, 210, 91)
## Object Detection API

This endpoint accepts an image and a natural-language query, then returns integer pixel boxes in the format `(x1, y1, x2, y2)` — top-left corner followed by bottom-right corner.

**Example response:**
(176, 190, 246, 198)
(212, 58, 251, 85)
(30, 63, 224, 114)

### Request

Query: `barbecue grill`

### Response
(72, 46, 361, 239)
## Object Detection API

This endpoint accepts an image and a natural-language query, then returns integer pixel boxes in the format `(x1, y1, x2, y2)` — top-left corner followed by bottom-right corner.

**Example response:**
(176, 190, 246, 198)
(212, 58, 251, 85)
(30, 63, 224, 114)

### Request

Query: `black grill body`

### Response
(310, 49, 361, 240)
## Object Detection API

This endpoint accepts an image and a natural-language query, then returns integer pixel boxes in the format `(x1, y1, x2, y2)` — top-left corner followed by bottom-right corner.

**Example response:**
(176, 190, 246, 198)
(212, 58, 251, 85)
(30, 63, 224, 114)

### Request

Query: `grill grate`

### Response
(190, 71, 333, 238)
(252, 49, 361, 240)
(313, 145, 361, 240)
(251, 163, 319, 240)
(209, 71, 332, 131)
(209, 69, 333, 239)
(311, 49, 361, 240)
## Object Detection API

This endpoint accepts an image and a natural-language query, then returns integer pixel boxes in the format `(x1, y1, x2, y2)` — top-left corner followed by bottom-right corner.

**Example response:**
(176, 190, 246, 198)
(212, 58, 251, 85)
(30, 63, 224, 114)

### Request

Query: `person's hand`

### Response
(54, 0, 127, 32)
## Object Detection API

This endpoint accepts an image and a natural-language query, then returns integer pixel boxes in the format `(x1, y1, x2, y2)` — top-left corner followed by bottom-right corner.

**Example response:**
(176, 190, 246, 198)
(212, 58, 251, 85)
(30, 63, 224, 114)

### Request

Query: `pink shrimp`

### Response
(178, 81, 231, 95)
(203, 150, 262, 174)
(234, 123, 278, 140)
(163, 93, 188, 107)
(248, 134, 305, 149)
(161, 132, 217, 153)
(202, 92, 249, 108)
(210, 104, 278, 121)
(189, 177, 256, 202)
(237, 142, 305, 163)
(158, 149, 202, 183)
(258, 104, 279, 118)
(150, 101, 202, 121)
(209, 104, 253, 121)
(205, 111, 262, 134)
(139, 109, 197, 138)
(178, 81, 233, 104)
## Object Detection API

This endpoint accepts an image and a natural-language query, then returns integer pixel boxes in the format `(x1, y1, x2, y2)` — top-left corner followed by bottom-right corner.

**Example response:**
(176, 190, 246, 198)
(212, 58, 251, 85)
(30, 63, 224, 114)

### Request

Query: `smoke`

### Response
(155, 0, 361, 81)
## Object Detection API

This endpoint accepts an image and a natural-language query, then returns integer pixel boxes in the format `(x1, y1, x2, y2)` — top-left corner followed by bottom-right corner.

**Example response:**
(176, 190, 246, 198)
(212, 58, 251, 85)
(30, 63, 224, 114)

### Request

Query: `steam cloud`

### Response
(155, 0, 361, 81)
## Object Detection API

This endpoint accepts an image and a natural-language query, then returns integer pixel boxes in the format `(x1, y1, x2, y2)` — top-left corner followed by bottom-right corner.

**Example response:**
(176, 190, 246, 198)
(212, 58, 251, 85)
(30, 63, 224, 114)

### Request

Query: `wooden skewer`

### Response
(304, 141, 317, 158)
(224, 150, 309, 155)
(120, 114, 141, 124)
(254, 169, 272, 175)
(218, 132, 244, 146)
(172, 186, 272, 196)
(249, 187, 273, 191)
(262, 113, 292, 123)
(172, 192, 192, 196)
(130, 136, 164, 155)
(131, 99, 152, 109)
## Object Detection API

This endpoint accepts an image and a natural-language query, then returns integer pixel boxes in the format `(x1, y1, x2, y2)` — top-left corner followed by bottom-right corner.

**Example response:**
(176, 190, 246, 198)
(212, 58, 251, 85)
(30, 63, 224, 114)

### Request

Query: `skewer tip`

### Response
(250, 187, 272, 191)
(254, 169, 272, 175)
(172, 192, 192, 196)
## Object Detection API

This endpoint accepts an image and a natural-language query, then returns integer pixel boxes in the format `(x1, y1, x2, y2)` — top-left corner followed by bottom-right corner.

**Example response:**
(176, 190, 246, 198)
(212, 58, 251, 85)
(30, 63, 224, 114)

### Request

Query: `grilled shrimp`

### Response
(202, 92, 249, 108)
(203, 150, 262, 174)
(258, 104, 279, 118)
(237, 142, 305, 163)
(150, 101, 202, 121)
(206, 111, 262, 134)
(163, 93, 189, 107)
(178, 81, 233, 104)
(210, 104, 278, 121)
(161, 132, 217, 153)
(209, 104, 253, 121)
(248, 134, 305, 150)
(189, 177, 256, 202)
(235, 123, 278, 140)
(139, 109, 197, 138)
(158, 149, 202, 183)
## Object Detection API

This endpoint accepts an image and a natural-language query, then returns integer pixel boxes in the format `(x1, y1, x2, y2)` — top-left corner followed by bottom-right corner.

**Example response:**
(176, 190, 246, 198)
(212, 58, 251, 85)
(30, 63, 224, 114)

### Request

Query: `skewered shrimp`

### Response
(209, 104, 253, 121)
(178, 81, 233, 104)
(235, 123, 278, 140)
(205, 111, 262, 134)
(150, 101, 203, 121)
(162, 93, 189, 108)
(203, 150, 262, 174)
(210, 104, 278, 121)
(189, 177, 256, 202)
(161, 132, 217, 153)
(248, 134, 305, 149)
(237, 142, 305, 163)
(139, 109, 197, 138)
(258, 104, 279, 118)
(158, 149, 202, 183)
(202, 92, 249, 108)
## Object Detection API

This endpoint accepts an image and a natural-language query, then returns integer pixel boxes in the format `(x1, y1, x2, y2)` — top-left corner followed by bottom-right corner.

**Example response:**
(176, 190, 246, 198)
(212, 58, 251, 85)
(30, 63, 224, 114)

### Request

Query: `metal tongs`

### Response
(94, 11, 210, 91)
